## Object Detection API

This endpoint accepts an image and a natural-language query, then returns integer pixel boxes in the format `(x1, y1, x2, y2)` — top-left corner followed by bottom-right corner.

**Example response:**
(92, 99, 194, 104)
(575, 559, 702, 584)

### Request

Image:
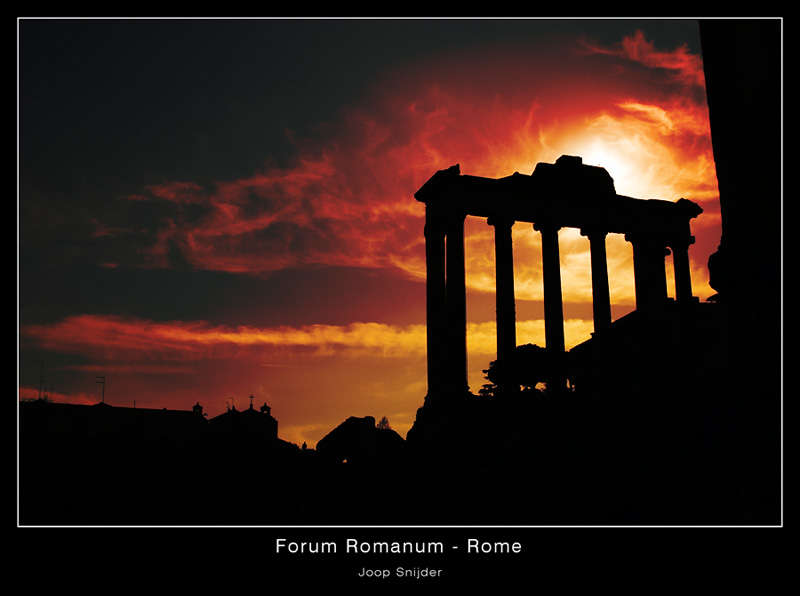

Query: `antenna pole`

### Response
(96, 376, 106, 404)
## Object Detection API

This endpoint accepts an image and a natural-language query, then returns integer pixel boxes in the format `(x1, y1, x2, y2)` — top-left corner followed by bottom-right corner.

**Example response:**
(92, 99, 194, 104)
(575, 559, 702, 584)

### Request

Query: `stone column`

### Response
(534, 222, 566, 391)
(629, 237, 649, 309)
(424, 206, 447, 397)
(489, 217, 516, 363)
(446, 211, 469, 394)
(581, 229, 612, 332)
(627, 233, 669, 309)
(670, 235, 695, 302)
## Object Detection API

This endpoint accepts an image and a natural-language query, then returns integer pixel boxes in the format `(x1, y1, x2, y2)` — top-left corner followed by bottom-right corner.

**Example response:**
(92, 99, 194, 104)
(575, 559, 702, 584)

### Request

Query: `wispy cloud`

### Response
(580, 30, 706, 87)
(21, 314, 597, 365)
(18, 386, 97, 405)
(72, 32, 719, 317)
(109, 89, 717, 302)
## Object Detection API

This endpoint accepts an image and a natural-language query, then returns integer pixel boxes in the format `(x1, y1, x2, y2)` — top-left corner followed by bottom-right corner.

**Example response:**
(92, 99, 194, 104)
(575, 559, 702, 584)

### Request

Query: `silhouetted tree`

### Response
(481, 343, 560, 396)
(377, 416, 391, 430)
(479, 369, 499, 398)
(513, 344, 551, 390)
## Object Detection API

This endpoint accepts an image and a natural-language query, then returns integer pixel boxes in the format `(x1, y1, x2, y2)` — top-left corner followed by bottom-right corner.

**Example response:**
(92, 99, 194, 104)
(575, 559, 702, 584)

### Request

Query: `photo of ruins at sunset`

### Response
(18, 18, 781, 525)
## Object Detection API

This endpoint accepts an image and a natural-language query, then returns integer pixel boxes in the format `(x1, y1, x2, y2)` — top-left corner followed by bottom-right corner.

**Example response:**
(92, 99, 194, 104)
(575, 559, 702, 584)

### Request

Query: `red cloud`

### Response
(19, 386, 96, 405)
(581, 30, 706, 88)
(21, 314, 430, 361)
(145, 181, 206, 204)
(21, 315, 596, 372)
(100, 33, 719, 302)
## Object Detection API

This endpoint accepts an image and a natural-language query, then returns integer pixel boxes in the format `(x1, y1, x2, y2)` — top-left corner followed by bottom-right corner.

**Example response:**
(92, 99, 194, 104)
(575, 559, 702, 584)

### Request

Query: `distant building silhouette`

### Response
(208, 399, 278, 439)
(20, 398, 207, 440)
(316, 415, 405, 465)
(19, 396, 302, 524)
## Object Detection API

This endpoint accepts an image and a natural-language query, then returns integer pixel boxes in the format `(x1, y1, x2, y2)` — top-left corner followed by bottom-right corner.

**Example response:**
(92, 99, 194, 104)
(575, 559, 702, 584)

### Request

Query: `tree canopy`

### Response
(480, 343, 565, 396)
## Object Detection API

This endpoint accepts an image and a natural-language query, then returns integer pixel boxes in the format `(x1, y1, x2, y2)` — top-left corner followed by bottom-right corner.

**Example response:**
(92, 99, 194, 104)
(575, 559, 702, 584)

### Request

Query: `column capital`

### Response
(580, 228, 608, 239)
(625, 234, 670, 258)
(667, 235, 696, 249)
(624, 232, 667, 248)
(424, 203, 448, 234)
(487, 215, 514, 228)
(424, 217, 446, 239)
(533, 221, 561, 233)
(446, 208, 467, 221)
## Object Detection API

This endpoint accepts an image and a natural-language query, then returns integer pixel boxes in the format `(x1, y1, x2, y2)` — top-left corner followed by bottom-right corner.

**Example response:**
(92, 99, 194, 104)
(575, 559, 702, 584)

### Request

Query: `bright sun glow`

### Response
(574, 138, 638, 190)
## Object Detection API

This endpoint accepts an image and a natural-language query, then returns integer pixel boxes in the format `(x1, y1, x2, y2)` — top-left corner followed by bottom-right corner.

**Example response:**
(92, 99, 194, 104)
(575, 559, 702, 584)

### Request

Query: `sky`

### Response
(19, 18, 721, 446)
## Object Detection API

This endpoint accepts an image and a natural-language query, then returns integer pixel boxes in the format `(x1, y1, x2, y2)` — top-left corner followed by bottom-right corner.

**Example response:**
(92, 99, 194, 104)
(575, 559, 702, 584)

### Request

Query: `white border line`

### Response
(16, 15, 784, 530)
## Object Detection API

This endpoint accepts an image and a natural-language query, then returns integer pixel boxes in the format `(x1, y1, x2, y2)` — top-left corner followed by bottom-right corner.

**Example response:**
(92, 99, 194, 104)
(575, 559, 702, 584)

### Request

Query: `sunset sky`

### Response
(19, 19, 721, 445)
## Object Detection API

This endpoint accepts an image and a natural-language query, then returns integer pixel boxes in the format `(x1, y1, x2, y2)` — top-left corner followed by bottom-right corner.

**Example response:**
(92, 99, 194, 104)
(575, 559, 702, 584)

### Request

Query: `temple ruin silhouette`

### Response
(414, 155, 703, 395)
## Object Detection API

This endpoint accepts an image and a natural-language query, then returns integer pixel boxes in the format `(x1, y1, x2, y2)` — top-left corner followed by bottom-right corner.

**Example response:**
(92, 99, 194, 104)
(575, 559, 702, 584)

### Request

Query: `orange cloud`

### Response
(123, 85, 717, 304)
(581, 29, 706, 87)
(19, 386, 97, 405)
(21, 313, 594, 441)
(22, 314, 428, 361)
(58, 364, 195, 374)
(22, 314, 597, 366)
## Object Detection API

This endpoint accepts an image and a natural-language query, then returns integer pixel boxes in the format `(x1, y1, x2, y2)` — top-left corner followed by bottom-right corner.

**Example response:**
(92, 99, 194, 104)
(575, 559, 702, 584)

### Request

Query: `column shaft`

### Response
(586, 231, 612, 332)
(628, 235, 668, 309)
(491, 218, 516, 362)
(535, 223, 566, 391)
(650, 246, 668, 302)
(446, 212, 469, 393)
(630, 239, 648, 309)
(424, 207, 447, 397)
(672, 241, 694, 302)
